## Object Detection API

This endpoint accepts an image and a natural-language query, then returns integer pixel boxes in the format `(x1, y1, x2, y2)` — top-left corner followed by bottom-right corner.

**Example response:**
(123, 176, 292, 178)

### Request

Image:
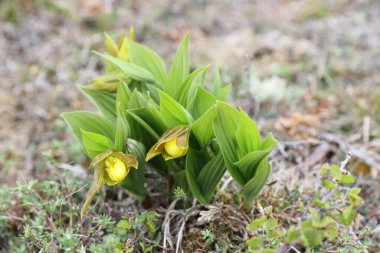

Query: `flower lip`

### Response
(105, 156, 128, 183)
(164, 137, 188, 157)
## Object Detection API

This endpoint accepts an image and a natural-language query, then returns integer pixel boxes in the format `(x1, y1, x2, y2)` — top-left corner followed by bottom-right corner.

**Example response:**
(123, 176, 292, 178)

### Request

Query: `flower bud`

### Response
(104, 26, 134, 61)
(88, 71, 129, 92)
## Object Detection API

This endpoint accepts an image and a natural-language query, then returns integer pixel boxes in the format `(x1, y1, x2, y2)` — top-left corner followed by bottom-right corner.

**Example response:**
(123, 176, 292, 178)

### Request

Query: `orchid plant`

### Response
(62, 27, 277, 217)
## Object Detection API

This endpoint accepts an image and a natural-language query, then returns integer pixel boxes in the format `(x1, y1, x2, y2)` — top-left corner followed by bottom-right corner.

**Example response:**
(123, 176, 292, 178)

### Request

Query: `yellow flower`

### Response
(104, 25, 134, 61)
(104, 156, 128, 184)
(145, 126, 189, 161)
(81, 150, 138, 218)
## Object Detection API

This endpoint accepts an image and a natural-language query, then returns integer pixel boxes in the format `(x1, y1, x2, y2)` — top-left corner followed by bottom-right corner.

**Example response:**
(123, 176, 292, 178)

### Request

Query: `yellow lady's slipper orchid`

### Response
(80, 149, 138, 218)
(145, 126, 189, 161)
(104, 25, 134, 61)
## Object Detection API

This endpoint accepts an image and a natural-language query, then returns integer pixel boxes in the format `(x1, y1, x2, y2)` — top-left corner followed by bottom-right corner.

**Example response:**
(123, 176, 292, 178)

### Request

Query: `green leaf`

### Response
(81, 130, 114, 159)
(128, 40, 167, 85)
(213, 101, 245, 185)
(114, 242, 125, 250)
(348, 187, 362, 206)
(266, 229, 283, 240)
(240, 161, 272, 205)
(330, 164, 342, 180)
(127, 88, 148, 109)
(79, 85, 117, 122)
(191, 106, 216, 148)
(116, 81, 132, 112)
(166, 34, 189, 96)
(127, 108, 161, 140)
(285, 226, 299, 244)
(265, 217, 278, 231)
(235, 150, 274, 182)
(247, 216, 267, 232)
(300, 220, 323, 247)
(340, 204, 356, 226)
(322, 180, 336, 189)
(310, 209, 335, 228)
(325, 227, 339, 241)
(349, 187, 361, 195)
(212, 69, 231, 101)
(187, 86, 216, 120)
(114, 104, 130, 152)
(120, 139, 147, 201)
(246, 237, 262, 250)
(186, 150, 225, 204)
(341, 173, 355, 184)
(126, 91, 165, 139)
(321, 164, 329, 176)
(96, 52, 157, 84)
(235, 110, 261, 158)
(62, 111, 115, 149)
(175, 66, 208, 106)
(197, 152, 226, 202)
(185, 150, 207, 203)
(173, 170, 189, 193)
(159, 90, 192, 128)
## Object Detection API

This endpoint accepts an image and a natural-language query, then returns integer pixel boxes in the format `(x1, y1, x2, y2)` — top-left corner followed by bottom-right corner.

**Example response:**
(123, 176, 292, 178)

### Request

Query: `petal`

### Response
(112, 152, 139, 169)
(90, 149, 113, 168)
(155, 126, 189, 148)
(176, 130, 189, 148)
(145, 143, 164, 161)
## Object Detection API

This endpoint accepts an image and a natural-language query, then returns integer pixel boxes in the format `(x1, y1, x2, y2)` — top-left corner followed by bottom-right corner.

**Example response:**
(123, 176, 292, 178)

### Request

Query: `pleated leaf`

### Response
(81, 129, 114, 159)
(159, 90, 192, 128)
(114, 104, 130, 153)
(79, 85, 117, 122)
(116, 81, 132, 112)
(96, 52, 156, 84)
(235, 110, 261, 159)
(213, 101, 245, 185)
(191, 106, 216, 148)
(128, 40, 167, 85)
(120, 139, 147, 201)
(186, 150, 226, 204)
(62, 111, 115, 149)
(212, 70, 231, 101)
(166, 34, 189, 96)
(175, 66, 208, 107)
(187, 86, 216, 120)
(240, 161, 272, 205)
